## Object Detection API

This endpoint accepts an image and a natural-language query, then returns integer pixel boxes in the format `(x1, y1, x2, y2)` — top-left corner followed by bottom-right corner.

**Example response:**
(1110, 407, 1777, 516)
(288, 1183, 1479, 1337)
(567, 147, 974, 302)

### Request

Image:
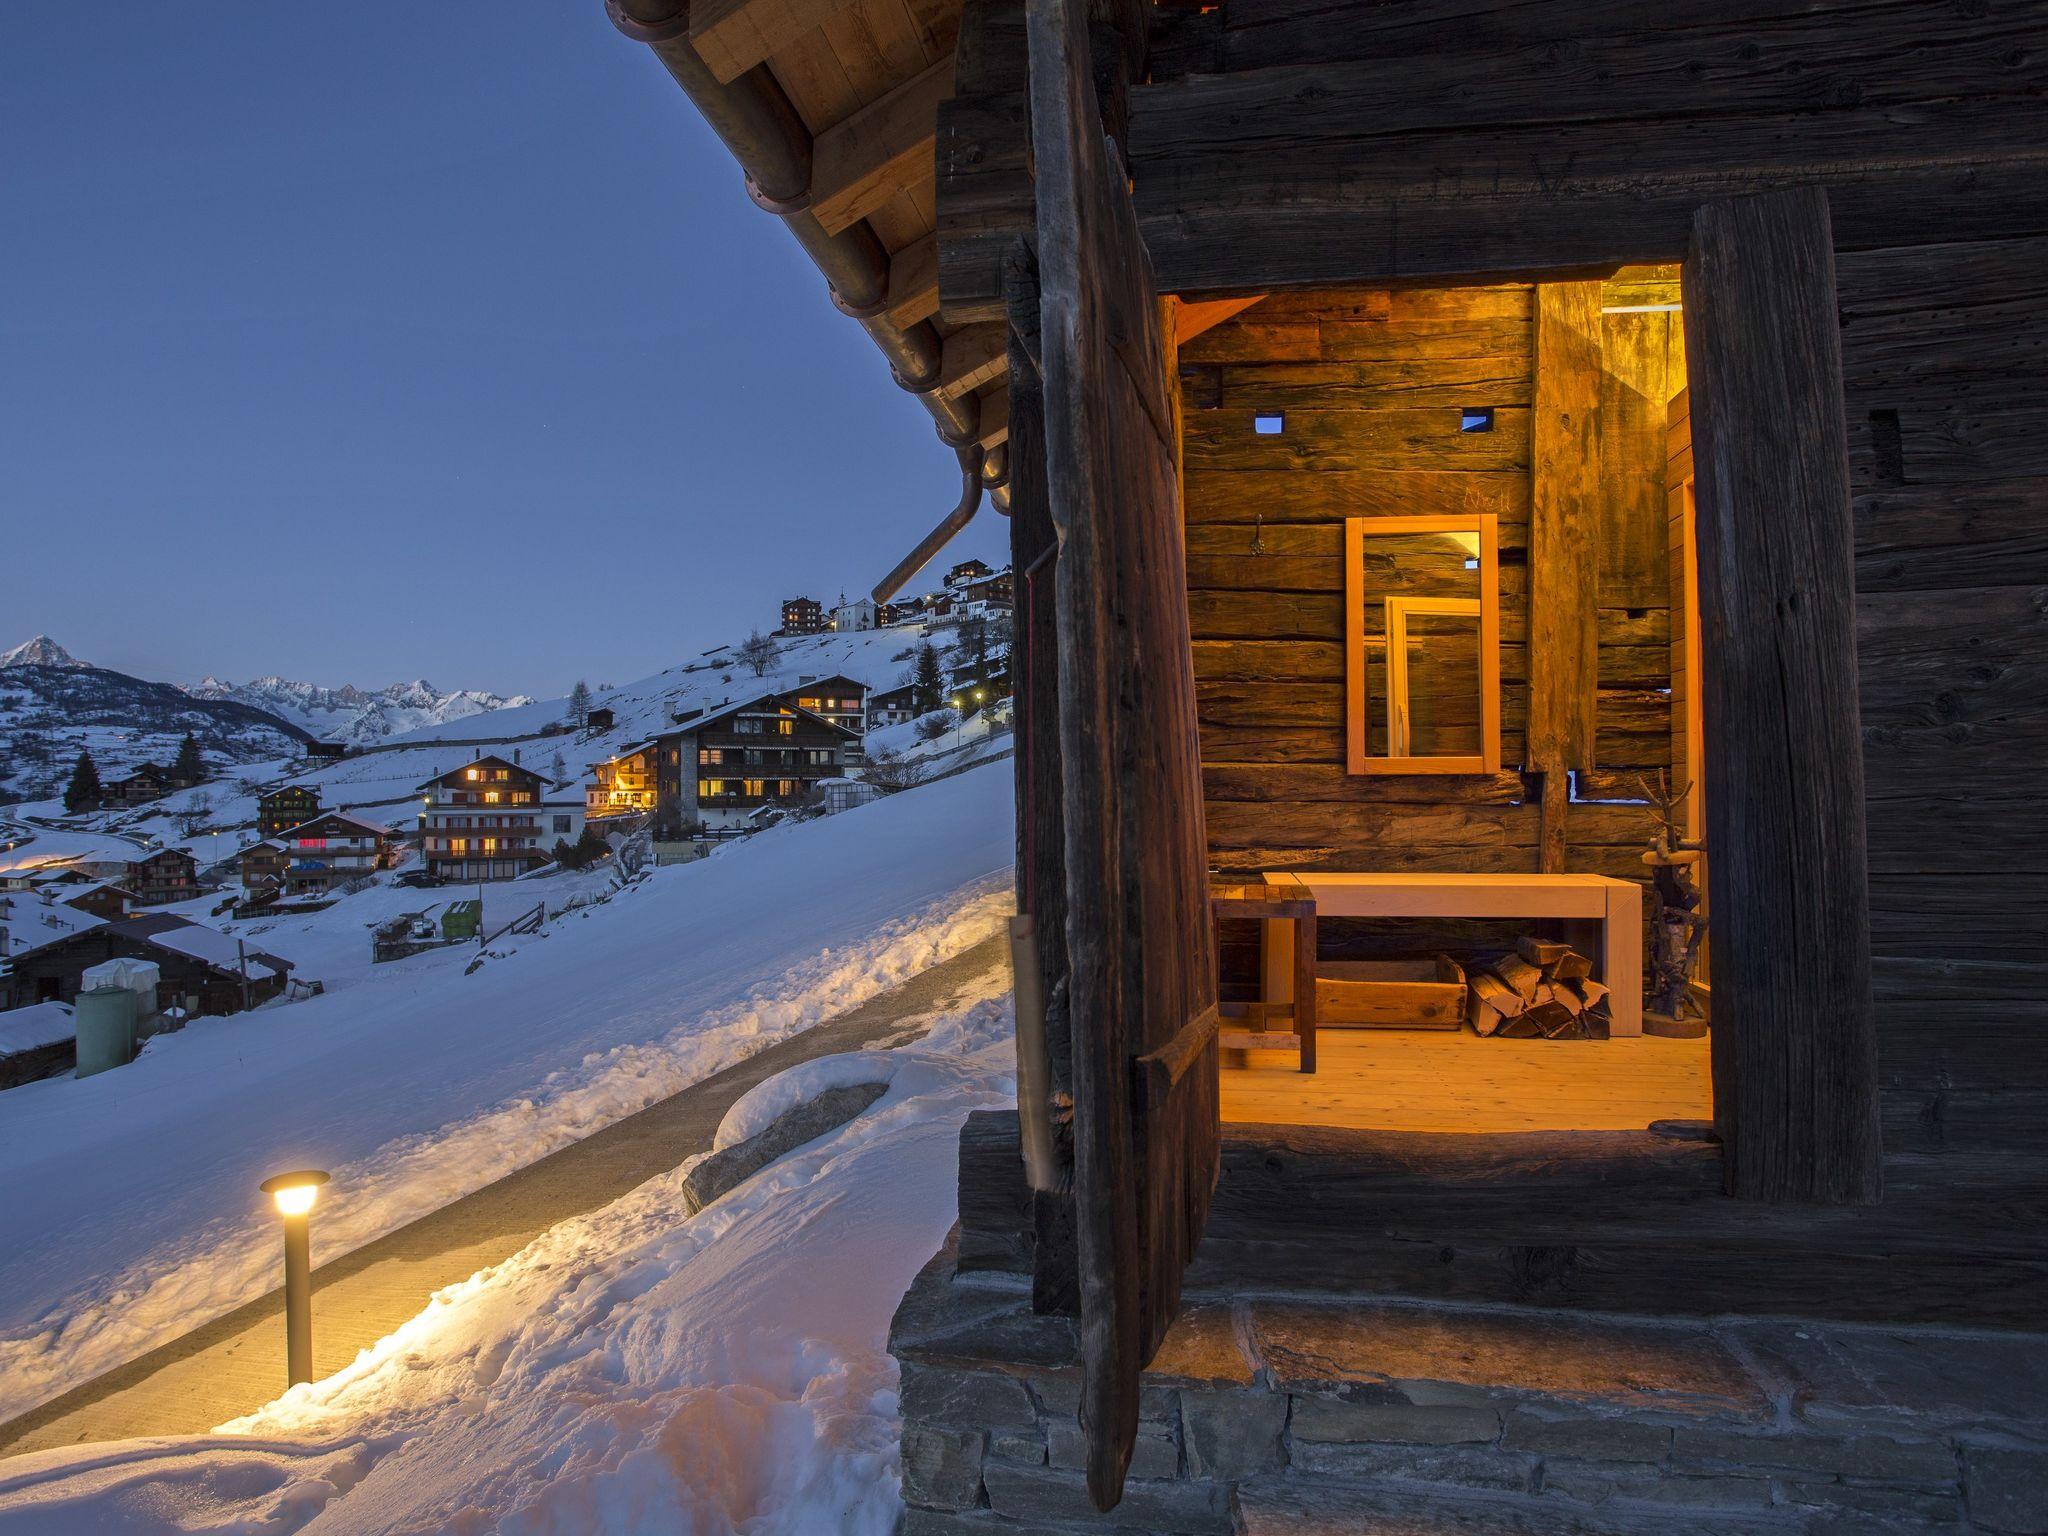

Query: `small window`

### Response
(1460, 408, 1495, 433)
(1254, 413, 1285, 435)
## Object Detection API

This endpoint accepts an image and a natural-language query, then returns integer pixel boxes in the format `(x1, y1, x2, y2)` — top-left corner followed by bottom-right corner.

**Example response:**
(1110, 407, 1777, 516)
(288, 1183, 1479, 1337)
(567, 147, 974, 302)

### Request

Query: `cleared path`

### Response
(0, 931, 1010, 1458)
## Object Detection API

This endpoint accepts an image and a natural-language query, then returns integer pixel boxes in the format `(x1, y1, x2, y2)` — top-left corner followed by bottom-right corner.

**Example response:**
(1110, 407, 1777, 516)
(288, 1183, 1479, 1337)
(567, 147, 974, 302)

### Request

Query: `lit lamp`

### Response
(260, 1169, 329, 1387)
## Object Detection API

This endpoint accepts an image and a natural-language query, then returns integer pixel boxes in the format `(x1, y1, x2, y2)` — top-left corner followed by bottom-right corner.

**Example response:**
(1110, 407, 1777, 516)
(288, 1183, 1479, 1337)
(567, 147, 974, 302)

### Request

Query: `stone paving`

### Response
(0, 931, 1011, 1460)
(892, 1229, 2048, 1534)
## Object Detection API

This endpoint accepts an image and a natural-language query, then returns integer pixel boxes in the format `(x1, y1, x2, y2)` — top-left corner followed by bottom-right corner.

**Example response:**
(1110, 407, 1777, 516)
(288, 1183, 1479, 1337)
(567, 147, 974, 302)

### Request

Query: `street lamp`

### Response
(260, 1169, 329, 1387)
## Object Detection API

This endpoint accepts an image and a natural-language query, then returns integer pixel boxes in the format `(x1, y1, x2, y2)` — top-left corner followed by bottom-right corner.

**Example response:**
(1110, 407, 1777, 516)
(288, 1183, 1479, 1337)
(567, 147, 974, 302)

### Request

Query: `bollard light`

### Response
(261, 1169, 329, 1387)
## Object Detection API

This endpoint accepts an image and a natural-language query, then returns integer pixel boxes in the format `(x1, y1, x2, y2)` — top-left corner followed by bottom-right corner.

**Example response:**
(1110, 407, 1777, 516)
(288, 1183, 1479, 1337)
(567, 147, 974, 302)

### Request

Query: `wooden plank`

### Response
(1682, 187, 1883, 1205)
(810, 56, 956, 236)
(1527, 283, 1603, 781)
(936, 322, 1010, 398)
(974, 384, 1010, 447)
(886, 231, 942, 327)
(1173, 294, 1267, 344)
(1029, 0, 1218, 1508)
(689, 0, 866, 84)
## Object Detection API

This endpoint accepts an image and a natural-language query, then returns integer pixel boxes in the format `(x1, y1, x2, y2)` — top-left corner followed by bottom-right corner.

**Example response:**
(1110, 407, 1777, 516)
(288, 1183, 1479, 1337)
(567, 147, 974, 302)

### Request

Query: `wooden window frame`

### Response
(1345, 514, 1501, 776)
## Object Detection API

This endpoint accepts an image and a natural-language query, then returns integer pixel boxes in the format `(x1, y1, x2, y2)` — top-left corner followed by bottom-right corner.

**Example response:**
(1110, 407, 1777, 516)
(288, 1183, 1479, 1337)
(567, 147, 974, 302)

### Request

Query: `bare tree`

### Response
(738, 630, 779, 677)
(176, 790, 213, 837)
(567, 680, 594, 729)
(862, 748, 930, 794)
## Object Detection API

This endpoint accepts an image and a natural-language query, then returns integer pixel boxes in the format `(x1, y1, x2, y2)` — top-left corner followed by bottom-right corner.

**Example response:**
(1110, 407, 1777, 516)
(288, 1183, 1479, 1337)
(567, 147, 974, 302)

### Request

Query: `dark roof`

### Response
(3, 912, 290, 977)
(654, 692, 859, 743)
(415, 754, 545, 791)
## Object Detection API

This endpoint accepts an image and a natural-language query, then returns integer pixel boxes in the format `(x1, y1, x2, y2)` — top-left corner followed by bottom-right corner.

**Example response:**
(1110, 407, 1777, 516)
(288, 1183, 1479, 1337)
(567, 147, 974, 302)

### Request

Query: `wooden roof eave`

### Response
(607, 0, 1000, 484)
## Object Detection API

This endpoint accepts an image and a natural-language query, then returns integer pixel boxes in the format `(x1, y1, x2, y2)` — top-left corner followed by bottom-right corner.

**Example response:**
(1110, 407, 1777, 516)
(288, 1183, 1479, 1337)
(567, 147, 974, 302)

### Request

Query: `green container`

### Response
(440, 899, 482, 941)
(74, 986, 137, 1078)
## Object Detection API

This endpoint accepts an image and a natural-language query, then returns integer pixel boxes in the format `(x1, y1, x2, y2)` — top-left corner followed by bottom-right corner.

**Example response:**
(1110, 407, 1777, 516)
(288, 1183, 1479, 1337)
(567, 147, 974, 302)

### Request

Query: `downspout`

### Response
(871, 444, 982, 603)
(607, 0, 994, 469)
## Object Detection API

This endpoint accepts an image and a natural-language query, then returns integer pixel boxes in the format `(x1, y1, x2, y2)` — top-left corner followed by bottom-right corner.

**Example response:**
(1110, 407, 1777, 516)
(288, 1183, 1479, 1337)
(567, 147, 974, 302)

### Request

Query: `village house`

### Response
(787, 674, 868, 733)
(38, 874, 133, 922)
(588, 686, 866, 834)
(418, 754, 584, 882)
(122, 848, 198, 907)
(584, 705, 616, 732)
(866, 680, 921, 730)
(617, 0, 2048, 1526)
(100, 763, 179, 807)
(237, 839, 290, 896)
(1, 913, 289, 1016)
(273, 810, 402, 895)
(780, 595, 828, 634)
(256, 784, 322, 838)
(586, 738, 661, 821)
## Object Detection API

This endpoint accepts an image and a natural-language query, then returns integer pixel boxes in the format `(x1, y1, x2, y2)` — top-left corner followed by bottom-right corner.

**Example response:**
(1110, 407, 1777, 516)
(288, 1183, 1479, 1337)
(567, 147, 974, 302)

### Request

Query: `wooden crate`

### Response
(1316, 957, 1467, 1030)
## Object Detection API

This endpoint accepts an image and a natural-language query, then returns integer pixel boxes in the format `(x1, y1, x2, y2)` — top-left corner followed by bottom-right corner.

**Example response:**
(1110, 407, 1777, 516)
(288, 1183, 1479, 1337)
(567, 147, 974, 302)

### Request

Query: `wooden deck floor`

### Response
(1220, 1026, 1712, 1133)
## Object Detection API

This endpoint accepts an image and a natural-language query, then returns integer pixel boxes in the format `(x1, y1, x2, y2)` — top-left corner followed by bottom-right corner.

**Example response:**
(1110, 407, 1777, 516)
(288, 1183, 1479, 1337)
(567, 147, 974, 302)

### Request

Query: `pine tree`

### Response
(172, 732, 206, 784)
(567, 680, 593, 729)
(911, 642, 944, 714)
(64, 750, 103, 813)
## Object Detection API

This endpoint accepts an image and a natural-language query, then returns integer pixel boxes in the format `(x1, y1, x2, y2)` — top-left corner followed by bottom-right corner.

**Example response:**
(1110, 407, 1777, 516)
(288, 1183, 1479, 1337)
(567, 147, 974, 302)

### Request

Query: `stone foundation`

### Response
(890, 1229, 2048, 1534)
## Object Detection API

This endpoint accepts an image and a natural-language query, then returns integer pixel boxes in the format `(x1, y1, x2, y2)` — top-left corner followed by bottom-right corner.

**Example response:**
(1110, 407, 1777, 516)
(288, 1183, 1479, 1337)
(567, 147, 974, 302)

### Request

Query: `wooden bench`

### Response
(1211, 883, 1317, 1072)
(1260, 872, 1644, 1038)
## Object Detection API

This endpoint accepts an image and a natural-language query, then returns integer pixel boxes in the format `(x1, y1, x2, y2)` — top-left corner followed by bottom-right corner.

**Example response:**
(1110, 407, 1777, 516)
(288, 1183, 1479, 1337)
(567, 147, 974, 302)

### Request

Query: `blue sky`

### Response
(0, 3, 1006, 698)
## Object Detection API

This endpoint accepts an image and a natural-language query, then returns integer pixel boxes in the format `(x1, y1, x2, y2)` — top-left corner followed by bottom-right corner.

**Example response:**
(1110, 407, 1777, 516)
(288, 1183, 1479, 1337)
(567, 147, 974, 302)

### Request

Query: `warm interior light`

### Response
(272, 1183, 317, 1216)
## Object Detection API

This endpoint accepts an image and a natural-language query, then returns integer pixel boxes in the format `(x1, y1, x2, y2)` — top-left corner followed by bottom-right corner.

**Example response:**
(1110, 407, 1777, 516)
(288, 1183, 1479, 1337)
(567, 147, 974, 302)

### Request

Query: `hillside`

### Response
(0, 662, 311, 806)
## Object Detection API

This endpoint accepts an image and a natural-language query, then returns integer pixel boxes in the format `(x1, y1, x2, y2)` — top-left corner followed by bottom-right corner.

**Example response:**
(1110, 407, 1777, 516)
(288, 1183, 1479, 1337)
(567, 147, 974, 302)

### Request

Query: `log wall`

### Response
(1185, 278, 1686, 983)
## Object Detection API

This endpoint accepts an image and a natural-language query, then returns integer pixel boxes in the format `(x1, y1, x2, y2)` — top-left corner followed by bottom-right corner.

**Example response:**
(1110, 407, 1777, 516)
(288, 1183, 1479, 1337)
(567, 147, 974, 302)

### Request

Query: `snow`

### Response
(0, 761, 1015, 1426)
(131, 919, 289, 980)
(0, 1002, 73, 1055)
(0, 979, 1016, 1532)
(712, 1049, 904, 1153)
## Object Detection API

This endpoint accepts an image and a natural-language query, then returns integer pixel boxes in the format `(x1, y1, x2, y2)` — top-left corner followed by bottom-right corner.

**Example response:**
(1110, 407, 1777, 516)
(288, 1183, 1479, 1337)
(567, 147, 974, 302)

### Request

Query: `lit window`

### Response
(485, 791, 500, 804)
(465, 768, 480, 781)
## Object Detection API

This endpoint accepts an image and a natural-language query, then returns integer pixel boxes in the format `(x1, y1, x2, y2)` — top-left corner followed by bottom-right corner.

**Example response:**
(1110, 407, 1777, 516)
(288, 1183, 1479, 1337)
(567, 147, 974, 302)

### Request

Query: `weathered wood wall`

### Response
(1185, 278, 1685, 982)
(1842, 232, 2048, 1162)
(1129, 0, 2047, 291)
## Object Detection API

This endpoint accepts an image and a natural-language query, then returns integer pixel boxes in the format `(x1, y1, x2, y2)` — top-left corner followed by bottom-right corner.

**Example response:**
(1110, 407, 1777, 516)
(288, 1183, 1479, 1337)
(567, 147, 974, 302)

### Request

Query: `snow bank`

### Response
(0, 977, 1019, 1535)
(713, 1050, 903, 1153)
(0, 762, 1015, 1423)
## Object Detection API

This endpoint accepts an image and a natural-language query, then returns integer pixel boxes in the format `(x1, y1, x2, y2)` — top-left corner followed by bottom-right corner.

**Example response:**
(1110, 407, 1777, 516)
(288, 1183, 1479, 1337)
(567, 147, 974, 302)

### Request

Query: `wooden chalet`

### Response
(123, 847, 198, 907)
(101, 763, 178, 808)
(238, 838, 291, 895)
(273, 810, 402, 894)
(256, 784, 323, 839)
(1, 913, 290, 1016)
(614, 0, 2047, 1523)
(418, 755, 584, 881)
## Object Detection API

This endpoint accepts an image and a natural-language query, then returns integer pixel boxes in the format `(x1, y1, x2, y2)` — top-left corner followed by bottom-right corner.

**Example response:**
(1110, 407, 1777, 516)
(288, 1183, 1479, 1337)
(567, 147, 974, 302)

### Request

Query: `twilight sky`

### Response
(0, 3, 1007, 700)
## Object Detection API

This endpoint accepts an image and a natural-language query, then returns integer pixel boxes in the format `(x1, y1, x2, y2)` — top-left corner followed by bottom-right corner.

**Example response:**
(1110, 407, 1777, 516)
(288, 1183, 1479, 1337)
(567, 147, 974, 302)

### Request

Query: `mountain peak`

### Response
(1, 635, 85, 669)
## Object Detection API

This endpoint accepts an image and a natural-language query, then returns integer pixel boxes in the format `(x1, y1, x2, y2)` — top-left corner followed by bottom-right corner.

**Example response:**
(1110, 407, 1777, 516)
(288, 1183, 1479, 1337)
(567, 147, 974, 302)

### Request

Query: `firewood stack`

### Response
(1468, 937, 1612, 1039)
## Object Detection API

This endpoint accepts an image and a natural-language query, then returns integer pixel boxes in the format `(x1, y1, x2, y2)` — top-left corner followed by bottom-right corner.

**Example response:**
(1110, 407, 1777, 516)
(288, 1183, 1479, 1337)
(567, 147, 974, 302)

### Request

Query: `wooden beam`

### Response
(688, 0, 864, 86)
(974, 385, 1010, 448)
(810, 57, 956, 237)
(936, 323, 1009, 400)
(886, 233, 941, 329)
(1682, 187, 1882, 1206)
(1173, 294, 1265, 345)
(1527, 282, 1603, 840)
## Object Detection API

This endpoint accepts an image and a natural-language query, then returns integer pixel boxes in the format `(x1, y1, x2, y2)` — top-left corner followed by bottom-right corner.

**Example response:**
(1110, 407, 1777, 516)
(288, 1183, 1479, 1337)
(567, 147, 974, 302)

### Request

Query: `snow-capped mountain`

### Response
(0, 660, 310, 806)
(0, 635, 86, 670)
(186, 676, 535, 746)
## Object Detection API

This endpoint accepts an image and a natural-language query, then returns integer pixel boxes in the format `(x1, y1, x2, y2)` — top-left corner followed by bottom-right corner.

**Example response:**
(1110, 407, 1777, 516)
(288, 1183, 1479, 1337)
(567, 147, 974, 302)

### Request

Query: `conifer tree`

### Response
(911, 642, 944, 715)
(64, 750, 103, 813)
(172, 732, 206, 784)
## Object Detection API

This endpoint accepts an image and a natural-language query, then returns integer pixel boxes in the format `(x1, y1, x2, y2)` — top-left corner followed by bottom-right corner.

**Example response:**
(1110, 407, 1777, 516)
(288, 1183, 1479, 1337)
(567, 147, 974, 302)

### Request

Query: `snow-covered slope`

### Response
(0, 984, 1015, 1533)
(187, 675, 535, 746)
(0, 761, 1015, 1424)
(0, 662, 311, 806)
